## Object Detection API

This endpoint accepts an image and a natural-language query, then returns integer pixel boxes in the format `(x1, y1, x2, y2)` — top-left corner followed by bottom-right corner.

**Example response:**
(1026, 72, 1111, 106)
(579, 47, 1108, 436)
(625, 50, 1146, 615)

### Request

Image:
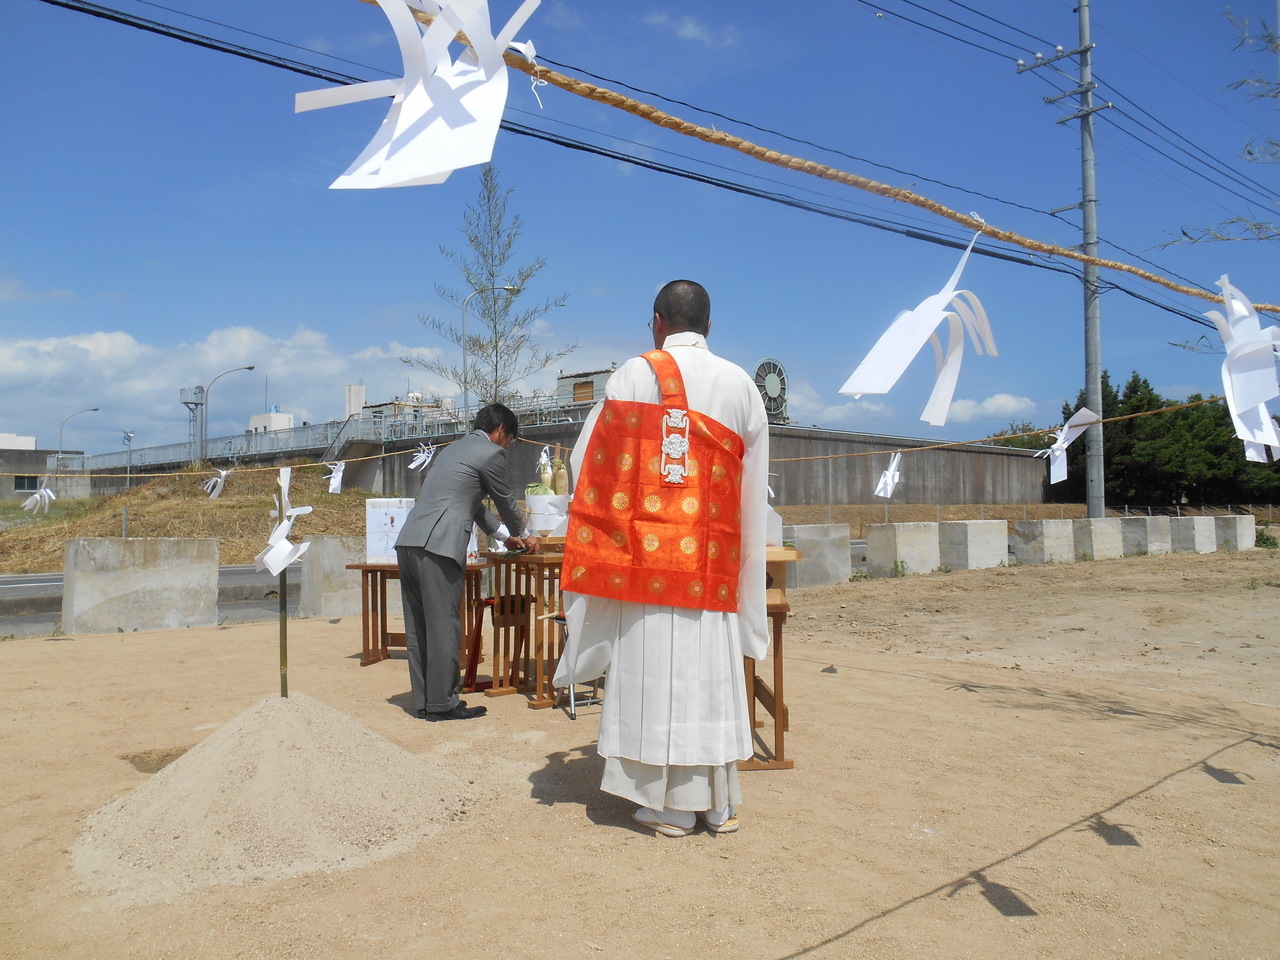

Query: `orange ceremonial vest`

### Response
(561, 349, 745, 612)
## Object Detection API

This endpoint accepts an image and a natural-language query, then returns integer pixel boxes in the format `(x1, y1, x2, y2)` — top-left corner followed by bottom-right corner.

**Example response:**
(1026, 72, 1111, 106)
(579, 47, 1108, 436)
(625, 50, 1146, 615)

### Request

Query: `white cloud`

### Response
(643, 11, 743, 47)
(947, 394, 1036, 424)
(783, 378, 891, 428)
(0, 325, 458, 454)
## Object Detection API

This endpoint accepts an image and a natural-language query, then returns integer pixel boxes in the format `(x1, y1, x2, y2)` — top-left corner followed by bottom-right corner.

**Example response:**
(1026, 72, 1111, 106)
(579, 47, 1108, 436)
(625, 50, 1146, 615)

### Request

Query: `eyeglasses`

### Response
(647, 317, 658, 332)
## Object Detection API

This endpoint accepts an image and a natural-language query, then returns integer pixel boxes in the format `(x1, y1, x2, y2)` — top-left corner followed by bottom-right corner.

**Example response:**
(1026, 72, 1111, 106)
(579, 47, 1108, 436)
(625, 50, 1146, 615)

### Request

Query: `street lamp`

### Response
(122, 431, 134, 489)
(201, 365, 255, 460)
(459, 285, 520, 426)
(56, 406, 99, 496)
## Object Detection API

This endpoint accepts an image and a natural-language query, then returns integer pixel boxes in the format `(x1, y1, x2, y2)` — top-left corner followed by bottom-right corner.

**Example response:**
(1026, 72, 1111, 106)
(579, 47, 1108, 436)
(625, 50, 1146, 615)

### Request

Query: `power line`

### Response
(855, 0, 1279, 221)
(535, 55, 1062, 223)
(936, 0, 1058, 48)
(872, 0, 1035, 58)
(27, 0, 1233, 327)
(35, 0, 364, 84)
(1097, 75, 1280, 204)
(842, 0, 1023, 60)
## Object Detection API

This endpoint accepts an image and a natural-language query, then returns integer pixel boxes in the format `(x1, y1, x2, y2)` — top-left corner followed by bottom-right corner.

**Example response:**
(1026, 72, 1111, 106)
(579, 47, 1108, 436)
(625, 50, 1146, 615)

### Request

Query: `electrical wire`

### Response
(936, 0, 1059, 49)
(26, 0, 1236, 327)
(842, 0, 1021, 60)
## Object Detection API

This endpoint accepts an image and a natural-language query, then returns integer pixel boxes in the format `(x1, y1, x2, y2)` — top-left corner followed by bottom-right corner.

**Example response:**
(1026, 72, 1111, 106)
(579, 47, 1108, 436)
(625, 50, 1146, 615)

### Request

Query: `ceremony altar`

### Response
(347, 547, 801, 768)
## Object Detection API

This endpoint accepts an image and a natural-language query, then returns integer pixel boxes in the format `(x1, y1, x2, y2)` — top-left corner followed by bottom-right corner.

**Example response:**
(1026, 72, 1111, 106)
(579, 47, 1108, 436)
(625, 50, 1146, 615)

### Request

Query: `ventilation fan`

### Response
(753, 358, 789, 424)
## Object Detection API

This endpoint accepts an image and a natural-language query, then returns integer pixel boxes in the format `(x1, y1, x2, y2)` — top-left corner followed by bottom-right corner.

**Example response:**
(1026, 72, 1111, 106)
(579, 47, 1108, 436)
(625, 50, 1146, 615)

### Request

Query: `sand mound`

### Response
(71, 693, 467, 905)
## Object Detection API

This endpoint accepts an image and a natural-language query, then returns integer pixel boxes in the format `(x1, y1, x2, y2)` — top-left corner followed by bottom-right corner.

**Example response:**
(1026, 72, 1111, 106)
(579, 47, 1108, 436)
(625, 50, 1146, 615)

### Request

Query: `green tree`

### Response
(406, 165, 574, 409)
(1110, 372, 1172, 504)
(1055, 370, 1119, 503)
(986, 419, 1054, 450)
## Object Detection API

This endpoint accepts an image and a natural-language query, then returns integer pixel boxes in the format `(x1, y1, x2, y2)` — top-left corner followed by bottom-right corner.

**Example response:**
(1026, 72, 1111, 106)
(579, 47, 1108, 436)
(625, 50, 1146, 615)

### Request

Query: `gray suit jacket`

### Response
(394, 430, 526, 565)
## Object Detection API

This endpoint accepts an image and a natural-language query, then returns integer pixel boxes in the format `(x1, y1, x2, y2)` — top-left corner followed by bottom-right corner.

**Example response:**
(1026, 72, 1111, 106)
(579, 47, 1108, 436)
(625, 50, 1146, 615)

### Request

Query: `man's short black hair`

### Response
(653, 279, 711, 335)
(473, 402, 519, 439)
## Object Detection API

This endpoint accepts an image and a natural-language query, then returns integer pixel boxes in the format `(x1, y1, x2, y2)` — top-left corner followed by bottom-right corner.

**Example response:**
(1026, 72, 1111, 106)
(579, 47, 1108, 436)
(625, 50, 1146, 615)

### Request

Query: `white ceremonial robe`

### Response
(555, 331, 770, 812)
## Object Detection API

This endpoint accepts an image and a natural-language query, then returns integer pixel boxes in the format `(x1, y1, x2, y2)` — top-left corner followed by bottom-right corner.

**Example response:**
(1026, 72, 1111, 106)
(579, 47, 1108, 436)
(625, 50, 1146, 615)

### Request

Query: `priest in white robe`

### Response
(555, 279, 770, 837)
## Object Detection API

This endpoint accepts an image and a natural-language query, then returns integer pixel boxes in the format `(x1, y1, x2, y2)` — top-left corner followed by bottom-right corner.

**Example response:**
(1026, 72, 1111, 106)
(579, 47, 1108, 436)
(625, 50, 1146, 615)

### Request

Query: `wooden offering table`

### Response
(482, 550, 565, 708)
(346, 562, 487, 668)
(741, 545, 802, 771)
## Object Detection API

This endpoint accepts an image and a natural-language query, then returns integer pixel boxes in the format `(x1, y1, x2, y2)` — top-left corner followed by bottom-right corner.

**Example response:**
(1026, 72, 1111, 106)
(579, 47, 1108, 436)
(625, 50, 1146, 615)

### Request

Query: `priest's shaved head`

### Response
(654, 279, 711, 335)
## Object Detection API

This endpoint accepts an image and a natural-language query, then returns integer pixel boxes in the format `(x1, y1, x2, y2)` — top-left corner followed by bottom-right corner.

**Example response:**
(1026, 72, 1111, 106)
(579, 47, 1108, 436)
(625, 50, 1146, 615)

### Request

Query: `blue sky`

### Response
(2, 0, 1277, 458)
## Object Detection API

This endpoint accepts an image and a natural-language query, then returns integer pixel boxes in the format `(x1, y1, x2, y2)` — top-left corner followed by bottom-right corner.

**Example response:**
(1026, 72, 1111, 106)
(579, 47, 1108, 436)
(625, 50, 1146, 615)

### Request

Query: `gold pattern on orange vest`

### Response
(687, 580, 705, 597)
(609, 572, 628, 589)
(708, 541, 720, 559)
(576, 526, 594, 543)
(582, 487, 599, 505)
(611, 491, 630, 511)
(643, 494, 663, 513)
(617, 452, 635, 472)
(592, 449, 607, 464)
(570, 565, 588, 581)
(711, 464, 727, 482)
(679, 536, 698, 555)
(626, 411, 641, 428)
(709, 501, 720, 518)
(685, 457, 699, 477)
(610, 530, 627, 547)
(717, 584, 730, 601)
(647, 455, 661, 475)
(604, 407, 615, 423)
(642, 533, 661, 552)
(680, 495, 699, 515)
(730, 547, 739, 561)
(663, 378, 680, 394)
(648, 576, 666, 594)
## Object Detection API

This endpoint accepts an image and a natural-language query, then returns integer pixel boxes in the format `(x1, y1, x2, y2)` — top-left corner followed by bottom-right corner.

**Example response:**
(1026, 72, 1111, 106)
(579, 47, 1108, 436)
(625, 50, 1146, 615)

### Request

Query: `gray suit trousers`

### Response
(396, 545, 464, 714)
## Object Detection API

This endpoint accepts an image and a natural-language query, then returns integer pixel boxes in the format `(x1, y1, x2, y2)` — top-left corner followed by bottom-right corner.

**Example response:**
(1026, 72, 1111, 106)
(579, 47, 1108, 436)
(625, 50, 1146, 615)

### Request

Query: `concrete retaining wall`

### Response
(299, 535, 367, 618)
(939, 520, 1007, 570)
(1170, 517, 1216, 553)
(866, 522, 939, 578)
(1011, 520, 1075, 565)
(1073, 518, 1124, 560)
(1215, 515, 1256, 552)
(782, 524, 852, 587)
(62, 537, 219, 634)
(1121, 516, 1172, 556)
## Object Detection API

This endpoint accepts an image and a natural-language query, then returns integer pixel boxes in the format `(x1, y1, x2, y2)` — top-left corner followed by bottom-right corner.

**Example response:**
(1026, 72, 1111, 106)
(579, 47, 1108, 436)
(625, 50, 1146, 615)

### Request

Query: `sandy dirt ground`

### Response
(1, 549, 1277, 960)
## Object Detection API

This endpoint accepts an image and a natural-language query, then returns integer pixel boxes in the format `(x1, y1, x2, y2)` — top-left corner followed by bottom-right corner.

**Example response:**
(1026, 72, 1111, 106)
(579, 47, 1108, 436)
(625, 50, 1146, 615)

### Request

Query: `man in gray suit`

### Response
(395, 403, 537, 721)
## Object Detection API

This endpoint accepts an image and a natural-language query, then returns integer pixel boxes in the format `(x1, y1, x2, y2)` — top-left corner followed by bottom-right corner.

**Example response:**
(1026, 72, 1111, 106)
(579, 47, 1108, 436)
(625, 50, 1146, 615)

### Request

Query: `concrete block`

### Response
(1214, 515, 1256, 552)
(939, 520, 1007, 570)
(63, 538, 218, 635)
(299, 535, 367, 618)
(1011, 520, 1075, 565)
(1170, 517, 1216, 554)
(1121, 516, 1172, 556)
(781, 524, 852, 587)
(865, 522, 939, 579)
(1073, 518, 1123, 560)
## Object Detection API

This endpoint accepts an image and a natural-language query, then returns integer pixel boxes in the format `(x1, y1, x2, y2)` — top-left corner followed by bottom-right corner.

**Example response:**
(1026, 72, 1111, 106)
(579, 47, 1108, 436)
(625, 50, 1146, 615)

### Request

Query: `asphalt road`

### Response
(0, 564, 301, 638)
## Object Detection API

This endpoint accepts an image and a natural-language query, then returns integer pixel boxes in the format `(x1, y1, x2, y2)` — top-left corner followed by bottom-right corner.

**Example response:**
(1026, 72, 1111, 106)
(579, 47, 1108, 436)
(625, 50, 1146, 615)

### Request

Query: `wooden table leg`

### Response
(485, 559, 520, 697)
(359, 569, 378, 666)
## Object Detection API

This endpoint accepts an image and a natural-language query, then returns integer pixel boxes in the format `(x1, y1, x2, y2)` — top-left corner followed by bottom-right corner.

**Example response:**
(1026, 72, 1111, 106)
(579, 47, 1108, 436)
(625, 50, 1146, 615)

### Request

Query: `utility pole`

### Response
(1018, 0, 1112, 518)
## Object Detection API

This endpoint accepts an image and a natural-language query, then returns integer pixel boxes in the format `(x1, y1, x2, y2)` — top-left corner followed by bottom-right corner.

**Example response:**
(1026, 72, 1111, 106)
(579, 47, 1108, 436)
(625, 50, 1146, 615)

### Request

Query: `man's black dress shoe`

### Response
(422, 701, 487, 721)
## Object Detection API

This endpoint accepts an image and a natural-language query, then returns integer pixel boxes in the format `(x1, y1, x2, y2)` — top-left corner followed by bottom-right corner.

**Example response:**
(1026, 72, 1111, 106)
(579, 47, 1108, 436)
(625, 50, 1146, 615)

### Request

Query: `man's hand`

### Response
(523, 535, 542, 555)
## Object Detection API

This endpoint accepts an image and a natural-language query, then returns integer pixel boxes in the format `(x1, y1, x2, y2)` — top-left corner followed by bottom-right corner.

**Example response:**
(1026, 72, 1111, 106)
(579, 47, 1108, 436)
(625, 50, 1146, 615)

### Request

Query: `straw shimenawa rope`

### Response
(355, 0, 1280, 314)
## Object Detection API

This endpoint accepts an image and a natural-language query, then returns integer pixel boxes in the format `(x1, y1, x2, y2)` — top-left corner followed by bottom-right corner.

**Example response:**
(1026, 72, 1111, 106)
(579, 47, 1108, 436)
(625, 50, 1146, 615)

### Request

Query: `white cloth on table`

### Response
(555, 331, 770, 811)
